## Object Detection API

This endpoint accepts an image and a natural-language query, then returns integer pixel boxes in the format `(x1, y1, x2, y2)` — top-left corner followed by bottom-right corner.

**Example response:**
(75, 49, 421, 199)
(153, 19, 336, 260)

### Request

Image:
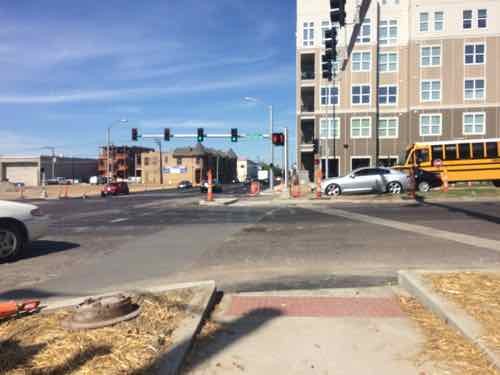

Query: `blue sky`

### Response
(0, 0, 296, 165)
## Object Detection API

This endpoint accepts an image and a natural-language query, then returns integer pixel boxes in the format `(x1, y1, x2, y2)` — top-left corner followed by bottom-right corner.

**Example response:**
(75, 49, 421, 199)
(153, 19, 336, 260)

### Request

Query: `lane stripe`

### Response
(110, 218, 128, 223)
(309, 207, 500, 253)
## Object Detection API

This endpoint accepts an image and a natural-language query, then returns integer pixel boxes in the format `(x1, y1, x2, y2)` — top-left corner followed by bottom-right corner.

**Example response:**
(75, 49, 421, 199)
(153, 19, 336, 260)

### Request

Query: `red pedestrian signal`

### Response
(272, 133, 285, 146)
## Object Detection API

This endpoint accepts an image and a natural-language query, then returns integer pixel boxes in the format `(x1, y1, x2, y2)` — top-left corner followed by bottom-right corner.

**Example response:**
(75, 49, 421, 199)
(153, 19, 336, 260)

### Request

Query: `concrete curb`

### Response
(398, 270, 500, 371)
(156, 280, 217, 375)
(38, 280, 217, 375)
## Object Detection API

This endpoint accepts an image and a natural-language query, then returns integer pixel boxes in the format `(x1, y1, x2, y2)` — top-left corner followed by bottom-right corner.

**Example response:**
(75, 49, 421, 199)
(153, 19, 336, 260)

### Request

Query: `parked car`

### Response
(177, 180, 193, 189)
(414, 169, 442, 192)
(101, 182, 130, 197)
(0, 200, 49, 262)
(321, 167, 409, 196)
(200, 180, 222, 193)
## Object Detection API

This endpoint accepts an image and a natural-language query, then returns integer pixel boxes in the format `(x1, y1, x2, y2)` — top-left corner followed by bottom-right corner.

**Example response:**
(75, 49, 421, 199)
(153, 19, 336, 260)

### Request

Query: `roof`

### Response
(414, 137, 500, 147)
(173, 144, 238, 159)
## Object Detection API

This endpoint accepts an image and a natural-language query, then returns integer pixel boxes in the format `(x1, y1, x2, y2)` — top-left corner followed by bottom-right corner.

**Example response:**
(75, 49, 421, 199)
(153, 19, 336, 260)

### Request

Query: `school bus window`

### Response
(431, 145, 443, 162)
(472, 143, 485, 159)
(415, 149, 429, 163)
(486, 142, 498, 158)
(459, 143, 471, 159)
(445, 144, 457, 160)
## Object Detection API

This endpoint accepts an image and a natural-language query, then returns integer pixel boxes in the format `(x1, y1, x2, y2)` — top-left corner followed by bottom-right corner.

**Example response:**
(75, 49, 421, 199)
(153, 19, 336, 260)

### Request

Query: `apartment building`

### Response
(141, 144, 238, 186)
(296, 0, 500, 180)
(98, 145, 153, 181)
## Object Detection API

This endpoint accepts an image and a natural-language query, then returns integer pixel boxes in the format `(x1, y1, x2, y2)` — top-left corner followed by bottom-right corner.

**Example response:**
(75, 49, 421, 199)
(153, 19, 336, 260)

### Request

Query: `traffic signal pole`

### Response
(375, 1, 381, 167)
(269, 105, 274, 193)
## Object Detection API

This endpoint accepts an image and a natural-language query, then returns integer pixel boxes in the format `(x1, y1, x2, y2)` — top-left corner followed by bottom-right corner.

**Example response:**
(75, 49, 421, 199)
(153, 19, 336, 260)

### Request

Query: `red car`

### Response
(101, 182, 130, 197)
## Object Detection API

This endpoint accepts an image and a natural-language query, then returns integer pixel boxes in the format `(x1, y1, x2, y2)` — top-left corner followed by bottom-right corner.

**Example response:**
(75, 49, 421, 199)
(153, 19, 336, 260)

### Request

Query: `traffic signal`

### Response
(313, 139, 319, 154)
(322, 57, 333, 81)
(164, 128, 171, 141)
(272, 132, 285, 146)
(330, 0, 346, 27)
(131, 128, 138, 141)
(322, 27, 337, 81)
(197, 128, 205, 142)
(231, 128, 238, 142)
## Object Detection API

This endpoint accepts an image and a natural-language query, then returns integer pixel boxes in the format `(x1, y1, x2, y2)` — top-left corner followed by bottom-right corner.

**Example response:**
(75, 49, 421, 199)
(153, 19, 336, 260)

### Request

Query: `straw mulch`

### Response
(426, 272, 500, 353)
(0, 290, 192, 375)
(399, 295, 500, 375)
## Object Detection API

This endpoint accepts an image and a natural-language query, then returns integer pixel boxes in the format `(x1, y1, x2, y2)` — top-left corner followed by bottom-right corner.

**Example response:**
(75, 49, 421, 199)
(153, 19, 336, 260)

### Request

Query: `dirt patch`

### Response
(0, 289, 193, 374)
(426, 272, 500, 352)
(399, 296, 499, 375)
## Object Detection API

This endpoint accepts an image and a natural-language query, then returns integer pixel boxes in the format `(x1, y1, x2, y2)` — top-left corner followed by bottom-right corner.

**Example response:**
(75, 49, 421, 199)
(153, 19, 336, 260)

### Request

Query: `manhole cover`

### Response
(62, 294, 141, 330)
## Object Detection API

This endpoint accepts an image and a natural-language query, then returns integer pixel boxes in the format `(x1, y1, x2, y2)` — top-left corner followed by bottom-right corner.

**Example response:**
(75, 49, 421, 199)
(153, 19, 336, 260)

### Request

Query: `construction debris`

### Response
(0, 290, 192, 374)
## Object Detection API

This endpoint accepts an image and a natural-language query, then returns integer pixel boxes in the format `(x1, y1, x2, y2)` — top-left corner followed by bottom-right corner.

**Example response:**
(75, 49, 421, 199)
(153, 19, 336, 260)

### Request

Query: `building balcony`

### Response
(300, 54, 315, 81)
(300, 87, 315, 113)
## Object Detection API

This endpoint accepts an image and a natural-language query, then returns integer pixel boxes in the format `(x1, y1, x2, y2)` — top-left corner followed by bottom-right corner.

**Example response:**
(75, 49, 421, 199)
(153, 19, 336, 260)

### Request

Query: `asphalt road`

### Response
(1, 189, 500, 300)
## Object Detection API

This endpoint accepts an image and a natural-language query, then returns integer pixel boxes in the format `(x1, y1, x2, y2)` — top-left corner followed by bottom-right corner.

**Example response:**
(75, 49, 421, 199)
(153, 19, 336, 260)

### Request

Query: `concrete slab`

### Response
(185, 287, 434, 375)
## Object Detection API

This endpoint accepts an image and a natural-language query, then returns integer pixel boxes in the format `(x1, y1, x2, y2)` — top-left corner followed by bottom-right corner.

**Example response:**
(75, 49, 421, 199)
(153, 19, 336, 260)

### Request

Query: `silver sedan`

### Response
(321, 167, 409, 196)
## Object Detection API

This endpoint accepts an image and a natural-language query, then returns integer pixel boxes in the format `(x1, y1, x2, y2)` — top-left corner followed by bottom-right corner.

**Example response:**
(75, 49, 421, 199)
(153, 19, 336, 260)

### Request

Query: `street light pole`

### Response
(155, 139, 164, 185)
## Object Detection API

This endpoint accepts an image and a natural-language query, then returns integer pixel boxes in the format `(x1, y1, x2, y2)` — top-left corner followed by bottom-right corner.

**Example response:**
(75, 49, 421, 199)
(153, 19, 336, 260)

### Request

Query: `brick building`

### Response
(98, 145, 153, 181)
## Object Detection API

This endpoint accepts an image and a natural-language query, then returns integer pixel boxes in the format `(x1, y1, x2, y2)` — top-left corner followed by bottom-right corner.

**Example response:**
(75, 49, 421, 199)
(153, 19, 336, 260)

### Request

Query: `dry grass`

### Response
(399, 295, 500, 375)
(0, 290, 192, 374)
(426, 272, 500, 353)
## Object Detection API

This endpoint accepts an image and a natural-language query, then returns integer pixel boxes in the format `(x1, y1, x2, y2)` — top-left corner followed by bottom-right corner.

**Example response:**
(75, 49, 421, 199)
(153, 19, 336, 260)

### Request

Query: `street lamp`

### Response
(107, 119, 128, 183)
(243, 96, 274, 192)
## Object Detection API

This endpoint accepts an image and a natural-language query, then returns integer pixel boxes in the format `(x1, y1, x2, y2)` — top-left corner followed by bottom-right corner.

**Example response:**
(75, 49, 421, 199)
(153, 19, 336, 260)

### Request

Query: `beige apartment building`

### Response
(141, 144, 238, 186)
(297, 0, 500, 180)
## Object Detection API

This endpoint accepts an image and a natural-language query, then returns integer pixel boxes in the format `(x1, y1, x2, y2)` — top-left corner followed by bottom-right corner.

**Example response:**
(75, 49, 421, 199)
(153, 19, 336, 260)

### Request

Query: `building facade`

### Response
(297, 0, 500, 180)
(141, 144, 238, 186)
(0, 155, 97, 186)
(237, 158, 259, 182)
(98, 146, 153, 181)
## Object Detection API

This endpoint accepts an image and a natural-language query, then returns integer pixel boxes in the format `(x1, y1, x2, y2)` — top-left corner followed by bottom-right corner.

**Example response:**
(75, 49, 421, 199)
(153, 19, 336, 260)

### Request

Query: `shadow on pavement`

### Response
(129, 307, 282, 374)
(19, 240, 80, 261)
(223, 274, 397, 293)
(0, 287, 85, 300)
(416, 196, 500, 225)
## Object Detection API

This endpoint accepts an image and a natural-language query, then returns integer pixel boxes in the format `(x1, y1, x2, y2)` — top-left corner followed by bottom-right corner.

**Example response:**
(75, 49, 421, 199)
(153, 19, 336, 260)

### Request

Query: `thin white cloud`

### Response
(0, 66, 294, 104)
(0, 131, 47, 155)
(139, 119, 227, 130)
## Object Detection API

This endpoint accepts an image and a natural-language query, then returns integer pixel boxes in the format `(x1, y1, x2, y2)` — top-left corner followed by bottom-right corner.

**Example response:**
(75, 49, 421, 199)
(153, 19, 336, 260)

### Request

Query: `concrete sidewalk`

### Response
(184, 286, 435, 374)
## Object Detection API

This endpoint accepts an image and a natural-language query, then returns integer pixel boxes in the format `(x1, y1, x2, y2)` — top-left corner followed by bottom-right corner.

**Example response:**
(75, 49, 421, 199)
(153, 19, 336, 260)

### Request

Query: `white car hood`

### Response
(0, 200, 38, 218)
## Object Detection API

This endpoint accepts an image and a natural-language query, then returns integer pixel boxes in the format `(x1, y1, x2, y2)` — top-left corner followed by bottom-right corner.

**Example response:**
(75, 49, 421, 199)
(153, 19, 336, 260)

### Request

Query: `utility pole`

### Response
(284, 127, 289, 191)
(269, 105, 274, 191)
(155, 139, 164, 185)
(375, 1, 381, 167)
(42, 147, 56, 179)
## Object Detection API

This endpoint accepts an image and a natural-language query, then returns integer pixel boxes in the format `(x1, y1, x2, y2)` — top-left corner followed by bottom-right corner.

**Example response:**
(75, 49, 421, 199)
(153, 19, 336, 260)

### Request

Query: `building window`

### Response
(465, 43, 485, 64)
(420, 114, 442, 136)
(421, 46, 441, 67)
(320, 86, 339, 105)
(419, 12, 429, 32)
(176, 157, 182, 165)
(463, 112, 486, 135)
(379, 52, 398, 72)
(196, 157, 201, 165)
(421, 80, 441, 102)
(379, 86, 397, 105)
(356, 18, 371, 43)
(351, 157, 371, 171)
(463, 10, 473, 29)
(380, 20, 398, 45)
(352, 85, 371, 105)
(434, 11, 444, 31)
(319, 118, 340, 139)
(352, 51, 371, 71)
(464, 79, 485, 100)
(144, 157, 150, 166)
(303, 22, 314, 47)
(378, 156, 399, 167)
(351, 117, 371, 138)
(478, 9, 487, 29)
(379, 118, 399, 138)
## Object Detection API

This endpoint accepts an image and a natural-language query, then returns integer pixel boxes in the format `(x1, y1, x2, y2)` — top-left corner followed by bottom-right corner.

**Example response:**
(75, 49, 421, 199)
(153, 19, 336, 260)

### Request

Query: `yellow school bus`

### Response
(398, 138, 500, 187)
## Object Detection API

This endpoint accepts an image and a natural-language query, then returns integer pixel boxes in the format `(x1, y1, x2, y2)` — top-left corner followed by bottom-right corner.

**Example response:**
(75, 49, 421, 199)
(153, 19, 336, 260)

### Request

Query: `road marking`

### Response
(309, 207, 500, 253)
(110, 218, 129, 224)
